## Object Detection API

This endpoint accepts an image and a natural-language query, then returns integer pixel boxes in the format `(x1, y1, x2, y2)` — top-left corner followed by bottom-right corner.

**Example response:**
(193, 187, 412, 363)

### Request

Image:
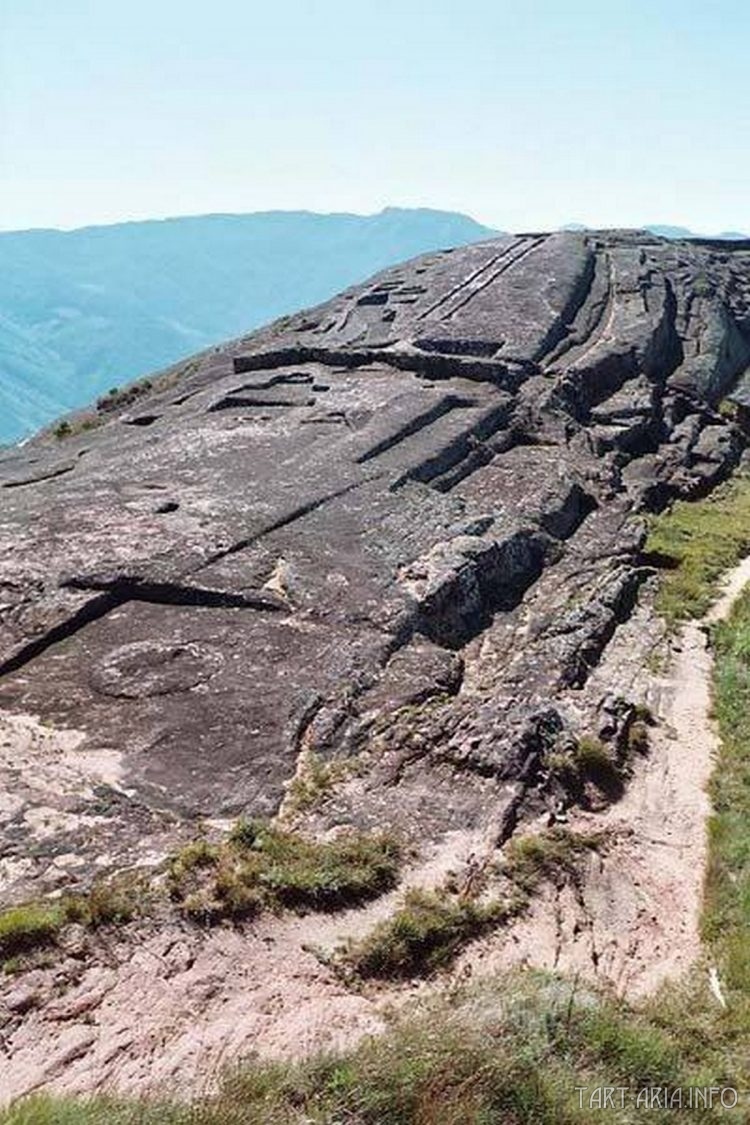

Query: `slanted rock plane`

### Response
(1, 228, 749, 897)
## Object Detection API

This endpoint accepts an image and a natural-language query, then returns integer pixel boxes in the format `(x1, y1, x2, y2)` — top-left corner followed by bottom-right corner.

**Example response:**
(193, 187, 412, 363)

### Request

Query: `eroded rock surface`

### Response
(1, 229, 750, 900)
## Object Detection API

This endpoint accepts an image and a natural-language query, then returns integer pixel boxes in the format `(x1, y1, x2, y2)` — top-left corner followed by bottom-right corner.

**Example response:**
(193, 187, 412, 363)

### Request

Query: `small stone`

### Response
(4, 985, 40, 1014)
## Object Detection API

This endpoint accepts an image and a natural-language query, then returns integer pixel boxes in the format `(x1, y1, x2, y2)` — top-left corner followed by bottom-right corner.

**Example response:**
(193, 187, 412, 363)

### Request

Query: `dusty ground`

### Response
(459, 560, 750, 994)
(0, 827, 486, 1103)
(2, 559, 749, 1104)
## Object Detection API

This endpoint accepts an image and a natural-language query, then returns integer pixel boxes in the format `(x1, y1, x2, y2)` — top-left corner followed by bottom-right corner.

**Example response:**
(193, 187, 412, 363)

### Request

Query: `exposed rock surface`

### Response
(1, 229, 750, 902)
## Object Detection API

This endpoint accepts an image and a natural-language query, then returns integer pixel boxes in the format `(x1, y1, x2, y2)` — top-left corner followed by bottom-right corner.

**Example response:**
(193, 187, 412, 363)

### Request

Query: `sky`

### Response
(1, 0, 749, 234)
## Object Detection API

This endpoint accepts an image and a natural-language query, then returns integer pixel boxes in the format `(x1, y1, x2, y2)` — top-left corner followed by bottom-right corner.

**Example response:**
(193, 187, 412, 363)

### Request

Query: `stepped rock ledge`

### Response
(2, 228, 750, 899)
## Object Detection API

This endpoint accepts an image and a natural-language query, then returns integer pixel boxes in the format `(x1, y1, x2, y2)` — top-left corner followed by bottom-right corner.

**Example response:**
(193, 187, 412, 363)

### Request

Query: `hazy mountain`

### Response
(644, 224, 697, 239)
(562, 221, 749, 240)
(646, 224, 749, 240)
(0, 207, 496, 444)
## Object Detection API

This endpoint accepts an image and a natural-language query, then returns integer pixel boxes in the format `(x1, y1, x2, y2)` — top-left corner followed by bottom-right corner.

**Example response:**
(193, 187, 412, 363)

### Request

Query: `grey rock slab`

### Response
(1, 229, 749, 859)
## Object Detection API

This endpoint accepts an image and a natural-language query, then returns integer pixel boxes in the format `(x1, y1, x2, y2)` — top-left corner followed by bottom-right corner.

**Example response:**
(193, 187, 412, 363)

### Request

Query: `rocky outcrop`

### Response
(1, 229, 750, 899)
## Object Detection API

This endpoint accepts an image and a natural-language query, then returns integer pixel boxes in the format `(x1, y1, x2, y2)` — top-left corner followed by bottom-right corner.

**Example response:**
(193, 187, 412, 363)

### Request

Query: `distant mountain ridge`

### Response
(0, 207, 496, 444)
(644, 224, 750, 240)
(562, 221, 749, 240)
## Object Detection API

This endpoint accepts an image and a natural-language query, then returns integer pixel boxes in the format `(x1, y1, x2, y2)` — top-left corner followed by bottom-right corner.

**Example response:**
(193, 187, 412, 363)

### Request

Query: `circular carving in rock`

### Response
(90, 641, 222, 699)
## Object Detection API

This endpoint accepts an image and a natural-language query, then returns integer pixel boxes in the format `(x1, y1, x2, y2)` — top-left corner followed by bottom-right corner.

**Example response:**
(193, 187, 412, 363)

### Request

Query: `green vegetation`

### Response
(341, 830, 602, 981)
(341, 887, 504, 979)
(2, 825, 399, 966)
(49, 411, 98, 436)
(49, 354, 206, 442)
(627, 718, 650, 754)
(574, 734, 624, 785)
(51, 413, 102, 441)
(50, 376, 157, 441)
(704, 583, 750, 1011)
(282, 751, 355, 814)
(0, 901, 66, 959)
(0, 875, 145, 964)
(646, 472, 750, 622)
(645, 646, 668, 675)
(718, 398, 739, 421)
(3, 662, 748, 1122)
(633, 701, 654, 724)
(503, 828, 603, 896)
(1, 969, 740, 1125)
(168, 820, 401, 921)
(65, 874, 144, 928)
(545, 734, 629, 798)
(8, 488, 750, 1121)
(0, 210, 492, 446)
(95, 379, 153, 414)
(692, 273, 714, 298)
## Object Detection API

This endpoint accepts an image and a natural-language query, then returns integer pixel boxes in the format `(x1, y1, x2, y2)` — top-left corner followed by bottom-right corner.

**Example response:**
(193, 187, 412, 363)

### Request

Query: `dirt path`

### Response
(2, 560, 749, 1103)
(459, 556, 750, 995)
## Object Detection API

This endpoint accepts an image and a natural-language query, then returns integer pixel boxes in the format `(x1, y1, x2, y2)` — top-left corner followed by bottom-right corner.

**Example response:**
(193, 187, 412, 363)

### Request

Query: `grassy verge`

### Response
(0, 970, 739, 1125)
(643, 471, 750, 1009)
(646, 472, 750, 622)
(703, 584, 750, 1010)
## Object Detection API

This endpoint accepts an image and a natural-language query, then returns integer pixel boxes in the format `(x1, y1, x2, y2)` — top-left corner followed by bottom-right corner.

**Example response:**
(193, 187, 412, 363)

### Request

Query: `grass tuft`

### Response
(546, 735, 628, 800)
(341, 887, 504, 980)
(0, 902, 65, 960)
(168, 821, 402, 921)
(282, 751, 354, 815)
(0, 874, 148, 966)
(503, 828, 602, 896)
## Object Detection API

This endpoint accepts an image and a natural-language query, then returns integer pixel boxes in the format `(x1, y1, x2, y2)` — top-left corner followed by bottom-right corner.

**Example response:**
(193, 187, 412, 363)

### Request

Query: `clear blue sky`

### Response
(2, 0, 748, 233)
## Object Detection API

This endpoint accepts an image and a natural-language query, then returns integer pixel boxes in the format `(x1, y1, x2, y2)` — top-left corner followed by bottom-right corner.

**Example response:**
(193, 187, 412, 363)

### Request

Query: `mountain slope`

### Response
(1, 229, 750, 1098)
(0, 208, 495, 445)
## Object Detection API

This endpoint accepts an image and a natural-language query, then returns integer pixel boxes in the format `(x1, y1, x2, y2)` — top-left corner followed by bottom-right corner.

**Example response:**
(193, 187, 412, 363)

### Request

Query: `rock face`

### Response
(1, 229, 750, 894)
